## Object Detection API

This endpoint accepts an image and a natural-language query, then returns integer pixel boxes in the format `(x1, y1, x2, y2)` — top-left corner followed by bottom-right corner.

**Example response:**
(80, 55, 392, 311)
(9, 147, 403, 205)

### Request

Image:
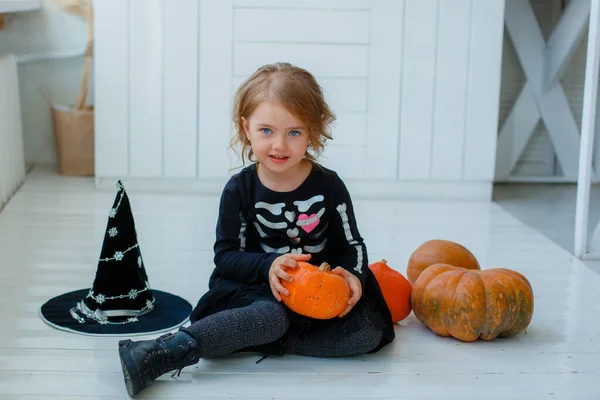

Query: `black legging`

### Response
(183, 300, 383, 358)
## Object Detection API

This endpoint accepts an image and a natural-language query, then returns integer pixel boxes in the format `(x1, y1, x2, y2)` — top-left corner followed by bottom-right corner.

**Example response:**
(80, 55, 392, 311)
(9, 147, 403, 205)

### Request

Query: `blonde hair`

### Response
(231, 62, 336, 166)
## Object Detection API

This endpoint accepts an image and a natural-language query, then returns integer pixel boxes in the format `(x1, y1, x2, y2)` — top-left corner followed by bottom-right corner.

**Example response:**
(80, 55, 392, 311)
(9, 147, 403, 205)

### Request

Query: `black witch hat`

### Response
(40, 181, 192, 336)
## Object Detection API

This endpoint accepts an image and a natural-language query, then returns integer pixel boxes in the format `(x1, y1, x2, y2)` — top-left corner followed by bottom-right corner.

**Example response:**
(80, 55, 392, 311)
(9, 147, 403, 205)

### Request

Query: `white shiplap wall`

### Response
(94, 0, 505, 200)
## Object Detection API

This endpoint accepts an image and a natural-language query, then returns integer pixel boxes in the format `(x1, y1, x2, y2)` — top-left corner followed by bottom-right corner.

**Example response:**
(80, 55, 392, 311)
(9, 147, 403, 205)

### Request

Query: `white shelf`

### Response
(0, 0, 40, 13)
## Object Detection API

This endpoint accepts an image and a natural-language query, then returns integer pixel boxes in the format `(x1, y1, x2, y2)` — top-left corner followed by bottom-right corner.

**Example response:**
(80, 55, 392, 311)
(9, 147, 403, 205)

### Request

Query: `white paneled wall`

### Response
(0, 54, 26, 210)
(94, 0, 505, 200)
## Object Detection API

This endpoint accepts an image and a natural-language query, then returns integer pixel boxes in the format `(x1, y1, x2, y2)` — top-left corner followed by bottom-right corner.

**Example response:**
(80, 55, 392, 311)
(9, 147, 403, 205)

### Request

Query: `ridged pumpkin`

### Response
(281, 261, 350, 319)
(407, 239, 480, 284)
(411, 263, 534, 341)
(369, 259, 412, 323)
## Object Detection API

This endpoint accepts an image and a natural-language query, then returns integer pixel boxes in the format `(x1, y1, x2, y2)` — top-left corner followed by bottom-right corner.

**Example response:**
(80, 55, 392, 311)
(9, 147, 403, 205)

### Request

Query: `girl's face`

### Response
(242, 100, 310, 178)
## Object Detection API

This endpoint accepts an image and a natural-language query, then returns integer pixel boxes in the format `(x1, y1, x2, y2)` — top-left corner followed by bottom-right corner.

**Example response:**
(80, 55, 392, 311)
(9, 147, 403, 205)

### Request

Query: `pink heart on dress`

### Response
(298, 213, 320, 233)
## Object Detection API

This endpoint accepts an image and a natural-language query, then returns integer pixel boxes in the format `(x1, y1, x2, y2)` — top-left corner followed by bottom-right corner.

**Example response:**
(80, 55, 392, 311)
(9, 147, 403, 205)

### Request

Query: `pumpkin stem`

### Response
(319, 262, 331, 272)
(381, 259, 387, 264)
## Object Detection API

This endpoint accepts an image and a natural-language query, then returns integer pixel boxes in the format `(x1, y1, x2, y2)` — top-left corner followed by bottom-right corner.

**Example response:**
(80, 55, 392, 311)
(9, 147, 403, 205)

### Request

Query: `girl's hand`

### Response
(269, 253, 311, 301)
(331, 267, 362, 318)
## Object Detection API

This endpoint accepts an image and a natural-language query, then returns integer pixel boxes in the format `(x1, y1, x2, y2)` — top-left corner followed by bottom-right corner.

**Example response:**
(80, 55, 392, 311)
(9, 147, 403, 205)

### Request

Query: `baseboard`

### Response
(581, 252, 600, 261)
(96, 176, 493, 201)
(344, 179, 492, 201)
(95, 176, 230, 197)
(495, 175, 600, 184)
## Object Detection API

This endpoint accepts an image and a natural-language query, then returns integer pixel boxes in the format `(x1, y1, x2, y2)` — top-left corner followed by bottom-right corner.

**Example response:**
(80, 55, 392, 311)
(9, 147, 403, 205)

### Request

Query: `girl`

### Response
(118, 62, 395, 397)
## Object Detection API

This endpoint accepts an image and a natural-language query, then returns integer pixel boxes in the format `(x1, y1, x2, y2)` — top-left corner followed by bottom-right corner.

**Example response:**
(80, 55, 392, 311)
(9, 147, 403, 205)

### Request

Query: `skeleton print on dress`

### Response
(253, 195, 329, 256)
(336, 203, 363, 274)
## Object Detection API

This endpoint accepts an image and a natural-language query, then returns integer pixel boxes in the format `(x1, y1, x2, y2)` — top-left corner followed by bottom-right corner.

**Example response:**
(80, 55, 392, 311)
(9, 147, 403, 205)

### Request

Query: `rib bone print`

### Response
(293, 195, 323, 212)
(253, 196, 327, 255)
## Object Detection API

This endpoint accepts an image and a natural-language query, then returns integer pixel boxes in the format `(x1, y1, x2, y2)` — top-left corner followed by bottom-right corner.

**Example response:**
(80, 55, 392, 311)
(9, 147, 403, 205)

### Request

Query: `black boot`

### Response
(118, 329, 200, 397)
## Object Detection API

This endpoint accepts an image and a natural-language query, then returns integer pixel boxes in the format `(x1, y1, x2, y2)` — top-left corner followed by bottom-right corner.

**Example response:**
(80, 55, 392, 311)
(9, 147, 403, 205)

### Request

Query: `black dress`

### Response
(189, 163, 395, 355)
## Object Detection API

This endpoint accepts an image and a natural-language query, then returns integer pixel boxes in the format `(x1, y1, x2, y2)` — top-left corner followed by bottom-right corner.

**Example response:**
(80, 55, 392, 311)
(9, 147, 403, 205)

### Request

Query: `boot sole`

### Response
(118, 340, 143, 397)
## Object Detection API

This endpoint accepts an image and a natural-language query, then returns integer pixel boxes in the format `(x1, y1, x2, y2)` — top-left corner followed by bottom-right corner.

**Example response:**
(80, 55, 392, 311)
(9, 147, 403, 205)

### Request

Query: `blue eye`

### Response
(289, 130, 300, 137)
(261, 128, 272, 134)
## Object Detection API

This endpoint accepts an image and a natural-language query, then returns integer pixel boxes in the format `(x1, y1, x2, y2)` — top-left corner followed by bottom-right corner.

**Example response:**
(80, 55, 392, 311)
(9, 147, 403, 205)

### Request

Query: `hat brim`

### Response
(40, 288, 192, 337)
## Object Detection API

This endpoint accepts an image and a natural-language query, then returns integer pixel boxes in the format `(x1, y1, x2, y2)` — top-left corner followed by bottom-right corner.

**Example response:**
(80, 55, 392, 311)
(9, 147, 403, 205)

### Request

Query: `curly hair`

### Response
(230, 62, 336, 167)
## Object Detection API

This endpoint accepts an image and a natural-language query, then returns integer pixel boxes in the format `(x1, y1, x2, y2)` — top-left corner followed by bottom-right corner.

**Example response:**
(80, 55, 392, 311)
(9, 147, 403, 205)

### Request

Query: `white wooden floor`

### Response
(1, 166, 599, 399)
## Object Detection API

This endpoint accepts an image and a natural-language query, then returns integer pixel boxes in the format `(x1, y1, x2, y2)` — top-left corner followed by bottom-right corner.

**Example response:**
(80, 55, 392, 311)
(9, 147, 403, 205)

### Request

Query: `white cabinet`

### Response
(0, 54, 26, 210)
(94, 0, 505, 200)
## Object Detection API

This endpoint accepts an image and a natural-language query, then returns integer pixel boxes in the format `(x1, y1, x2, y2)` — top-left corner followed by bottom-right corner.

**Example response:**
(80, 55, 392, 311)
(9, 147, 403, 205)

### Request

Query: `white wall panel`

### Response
(234, 9, 369, 44)
(163, 0, 199, 178)
(398, 0, 438, 180)
(430, 0, 471, 180)
(129, 0, 163, 177)
(234, 43, 369, 78)
(94, 0, 129, 177)
(320, 78, 368, 113)
(320, 146, 366, 180)
(329, 113, 367, 146)
(365, 0, 404, 180)
(198, 0, 234, 178)
(233, 0, 370, 9)
(463, 0, 505, 180)
(94, 0, 505, 200)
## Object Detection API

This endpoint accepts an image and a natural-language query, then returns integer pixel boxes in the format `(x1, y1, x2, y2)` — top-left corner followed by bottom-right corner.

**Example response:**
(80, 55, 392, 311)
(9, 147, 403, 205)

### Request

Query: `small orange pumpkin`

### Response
(281, 261, 350, 319)
(406, 239, 480, 284)
(411, 263, 534, 341)
(369, 259, 412, 323)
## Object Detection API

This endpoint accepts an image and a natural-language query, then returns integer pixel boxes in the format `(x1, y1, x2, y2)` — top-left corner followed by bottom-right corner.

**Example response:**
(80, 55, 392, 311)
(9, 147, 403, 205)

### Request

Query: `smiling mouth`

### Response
(269, 155, 289, 159)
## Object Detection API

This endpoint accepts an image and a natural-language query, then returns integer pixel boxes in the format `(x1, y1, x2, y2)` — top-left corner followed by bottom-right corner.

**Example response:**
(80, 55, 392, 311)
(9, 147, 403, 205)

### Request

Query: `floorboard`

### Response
(0, 166, 598, 398)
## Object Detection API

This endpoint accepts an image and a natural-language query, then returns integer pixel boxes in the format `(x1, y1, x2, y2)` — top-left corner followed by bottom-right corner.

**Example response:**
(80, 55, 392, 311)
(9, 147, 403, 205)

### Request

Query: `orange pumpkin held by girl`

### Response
(281, 261, 350, 319)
